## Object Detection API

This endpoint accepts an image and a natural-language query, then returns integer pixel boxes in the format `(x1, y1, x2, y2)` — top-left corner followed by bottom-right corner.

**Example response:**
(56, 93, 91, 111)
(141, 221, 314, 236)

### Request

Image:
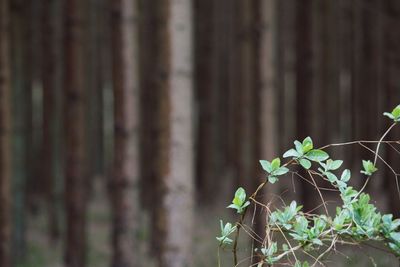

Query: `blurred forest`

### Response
(0, 0, 400, 266)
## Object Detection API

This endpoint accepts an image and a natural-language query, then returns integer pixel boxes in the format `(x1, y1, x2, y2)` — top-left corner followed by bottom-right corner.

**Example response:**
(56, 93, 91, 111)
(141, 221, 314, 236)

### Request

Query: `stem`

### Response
(217, 247, 221, 267)
(232, 213, 245, 266)
(374, 122, 397, 166)
(358, 122, 397, 196)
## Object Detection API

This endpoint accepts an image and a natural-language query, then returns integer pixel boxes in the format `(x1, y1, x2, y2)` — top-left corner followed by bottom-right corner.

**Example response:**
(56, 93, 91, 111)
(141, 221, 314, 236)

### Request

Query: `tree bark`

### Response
(0, 0, 12, 265)
(252, 0, 279, 262)
(194, 0, 219, 202)
(63, 0, 88, 266)
(109, 0, 140, 266)
(10, 0, 30, 260)
(383, 0, 400, 217)
(295, 0, 314, 211)
(42, 0, 60, 242)
(153, 0, 194, 266)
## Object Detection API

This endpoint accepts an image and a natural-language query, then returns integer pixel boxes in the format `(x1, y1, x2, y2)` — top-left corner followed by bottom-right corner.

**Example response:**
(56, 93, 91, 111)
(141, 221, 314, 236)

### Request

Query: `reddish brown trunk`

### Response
(295, 0, 315, 211)
(383, 0, 400, 217)
(42, 0, 59, 242)
(63, 0, 87, 266)
(0, 0, 12, 265)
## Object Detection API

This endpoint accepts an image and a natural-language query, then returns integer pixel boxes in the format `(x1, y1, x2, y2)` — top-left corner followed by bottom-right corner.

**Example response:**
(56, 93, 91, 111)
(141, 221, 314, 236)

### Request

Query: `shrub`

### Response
(217, 105, 400, 266)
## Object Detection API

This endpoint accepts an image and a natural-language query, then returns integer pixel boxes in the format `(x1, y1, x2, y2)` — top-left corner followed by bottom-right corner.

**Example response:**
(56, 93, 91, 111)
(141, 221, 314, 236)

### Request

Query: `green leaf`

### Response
(234, 187, 246, 204)
(271, 157, 281, 171)
(299, 158, 311, 169)
(227, 203, 239, 210)
(391, 105, 400, 119)
(361, 160, 377, 175)
(217, 220, 236, 246)
(392, 219, 400, 231)
(283, 148, 301, 158)
(390, 232, 400, 244)
(384, 112, 395, 120)
(294, 140, 304, 154)
(228, 187, 249, 213)
(337, 180, 347, 189)
(306, 149, 329, 162)
(312, 238, 323, 246)
(328, 159, 343, 170)
(259, 160, 272, 173)
(326, 172, 337, 183)
(289, 201, 297, 214)
(302, 137, 313, 153)
(268, 176, 278, 184)
(273, 166, 289, 176)
(384, 105, 400, 121)
(341, 169, 351, 182)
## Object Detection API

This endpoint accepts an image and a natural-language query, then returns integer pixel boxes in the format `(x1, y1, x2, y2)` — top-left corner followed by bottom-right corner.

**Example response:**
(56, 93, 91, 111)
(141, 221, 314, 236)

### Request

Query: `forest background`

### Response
(1, 0, 400, 266)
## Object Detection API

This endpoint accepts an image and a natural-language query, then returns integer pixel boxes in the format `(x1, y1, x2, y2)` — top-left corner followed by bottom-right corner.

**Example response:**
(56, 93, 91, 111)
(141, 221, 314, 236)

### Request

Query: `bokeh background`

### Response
(0, 0, 400, 266)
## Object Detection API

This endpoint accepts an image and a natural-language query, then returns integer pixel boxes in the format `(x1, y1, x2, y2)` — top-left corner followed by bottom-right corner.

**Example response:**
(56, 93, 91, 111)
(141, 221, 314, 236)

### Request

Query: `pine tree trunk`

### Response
(63, 0, 88, 265)
(338, 0, 353, 167)
(42, 0, 60, 242)
(383, 0, 400, 217)
(138, 0, 156, 212)
(295, 0, 314, 211)
(109, 0, 140, 266)
(252, 0, 279, 263)
(154, 0, 194, 266)
(194, 0, 218, 202)
(0, 0, 12, 265)
(10, 0, 29, 260)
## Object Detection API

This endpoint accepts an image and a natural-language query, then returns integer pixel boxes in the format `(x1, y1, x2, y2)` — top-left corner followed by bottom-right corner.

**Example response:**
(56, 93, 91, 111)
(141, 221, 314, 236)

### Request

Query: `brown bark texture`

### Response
(110, 0, 140, 266)
(153, 0, 194, 266)
(0, 0, 12, 265)
(63, 0, 88, 266)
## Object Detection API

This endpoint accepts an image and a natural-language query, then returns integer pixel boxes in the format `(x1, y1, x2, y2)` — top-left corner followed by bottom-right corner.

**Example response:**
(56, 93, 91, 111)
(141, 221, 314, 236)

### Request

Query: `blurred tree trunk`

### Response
(338, 0, 353, 167)
(295, 0, 314, 211)
(276, 0, 298, 203)
(63, 0, 88, 265)
(233, 0, 256, 191)
(0, 0, 12, 265)
(86, 0, 105, 195)
(10, 0, 30, 261)
(194, 0, 219, 202)
(384, 0, 400, 217)
(351, 0, 363, 184)
(109, 0, 140, 266)
(138, 0, 157, 212)
(153, 0, 194, 266)
(42, 0, 60, 243)
(252, 0, 279, 261)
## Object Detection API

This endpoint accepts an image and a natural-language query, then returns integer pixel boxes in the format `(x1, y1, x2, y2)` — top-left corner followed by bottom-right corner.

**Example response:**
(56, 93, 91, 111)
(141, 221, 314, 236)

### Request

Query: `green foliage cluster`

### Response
(217, 105, 400, 266)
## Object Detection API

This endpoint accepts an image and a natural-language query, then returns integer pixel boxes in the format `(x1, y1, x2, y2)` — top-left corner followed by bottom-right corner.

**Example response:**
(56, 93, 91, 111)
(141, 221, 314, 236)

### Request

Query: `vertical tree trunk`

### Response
(295, 0, 314, 211)
(252, 0, 279, 262)
(86, 0, 105, 196)
(109, 0, 140, 266)
(194, 0, 218, 202)
(63, 0, 87, 266)
(154, 0, 194, 266)
(42, 0, 60, 242)
(233, 0, 256, 191)
(0, 0, 11, 267)
(276, 0, 298, 203)
(138, 0, 156, 213)
(10, 0, 30, 260)
(0, 0, 12, 266)
(338, 0, 353, 166)
(383, 0, 400, 217)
